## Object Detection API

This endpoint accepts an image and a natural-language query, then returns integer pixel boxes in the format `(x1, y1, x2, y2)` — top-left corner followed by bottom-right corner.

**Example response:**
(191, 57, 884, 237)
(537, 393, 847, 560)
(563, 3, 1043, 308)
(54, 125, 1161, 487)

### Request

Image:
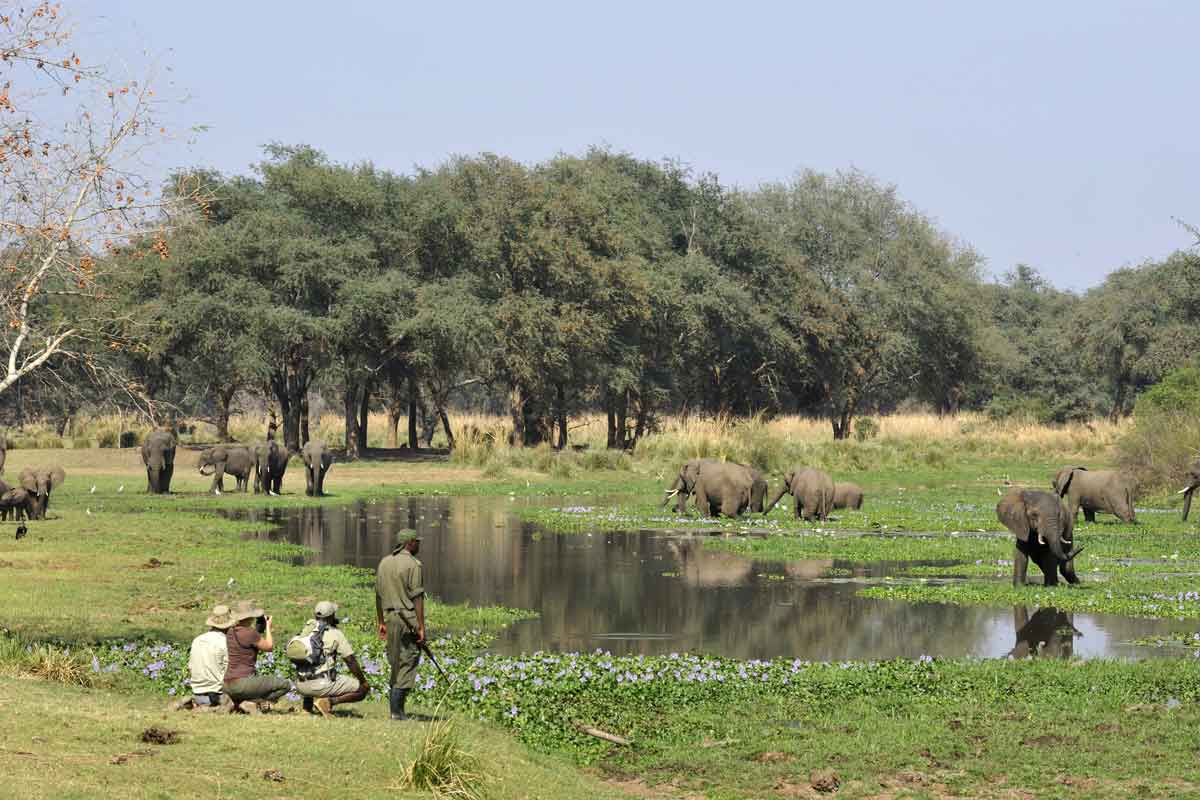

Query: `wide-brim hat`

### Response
(231, 599, 265, 622)
(206, 604, 236, 629)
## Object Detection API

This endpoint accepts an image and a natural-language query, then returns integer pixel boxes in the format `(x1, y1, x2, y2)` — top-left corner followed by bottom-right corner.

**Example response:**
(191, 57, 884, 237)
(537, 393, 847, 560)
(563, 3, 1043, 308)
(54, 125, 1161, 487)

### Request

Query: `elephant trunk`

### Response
(763, 483, 789, 515)
(198, 463, 214, 476)
(1179, 484, 1198, 521)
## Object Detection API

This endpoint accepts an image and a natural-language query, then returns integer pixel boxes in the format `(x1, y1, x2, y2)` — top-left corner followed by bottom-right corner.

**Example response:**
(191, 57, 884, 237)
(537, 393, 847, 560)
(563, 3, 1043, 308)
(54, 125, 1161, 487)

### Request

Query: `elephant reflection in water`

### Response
(668, 539, 753, 587)
(1008, 607, 1080, 659)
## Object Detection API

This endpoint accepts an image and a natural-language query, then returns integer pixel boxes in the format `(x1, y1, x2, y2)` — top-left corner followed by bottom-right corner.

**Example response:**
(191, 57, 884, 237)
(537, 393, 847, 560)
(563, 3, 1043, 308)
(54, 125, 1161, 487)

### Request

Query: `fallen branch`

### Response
(573, 721, 631, 746)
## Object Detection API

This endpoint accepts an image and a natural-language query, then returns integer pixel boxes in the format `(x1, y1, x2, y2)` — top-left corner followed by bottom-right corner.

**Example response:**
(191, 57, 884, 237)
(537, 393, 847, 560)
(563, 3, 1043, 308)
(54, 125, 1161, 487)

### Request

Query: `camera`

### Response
(255, 615, 267, 634)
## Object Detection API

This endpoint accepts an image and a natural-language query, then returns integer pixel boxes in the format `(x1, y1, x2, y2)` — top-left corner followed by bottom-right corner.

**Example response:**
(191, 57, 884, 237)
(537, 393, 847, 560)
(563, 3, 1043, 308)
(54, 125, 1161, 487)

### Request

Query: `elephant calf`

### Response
(1051, 466, 1136, 524)
(0, 487, 34, 521)
(765, 466, 834, 521)
(832, 482, 864, 511)
(997, 489, 1083, 587)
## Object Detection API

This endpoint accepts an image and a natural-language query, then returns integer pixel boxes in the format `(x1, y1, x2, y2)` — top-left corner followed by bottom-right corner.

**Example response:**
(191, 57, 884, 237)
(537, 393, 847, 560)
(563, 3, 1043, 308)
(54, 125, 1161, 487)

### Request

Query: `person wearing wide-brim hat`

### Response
(183, 604, 237, 710)
(375, 529, 425, 720)
(223, 599, 292, 712)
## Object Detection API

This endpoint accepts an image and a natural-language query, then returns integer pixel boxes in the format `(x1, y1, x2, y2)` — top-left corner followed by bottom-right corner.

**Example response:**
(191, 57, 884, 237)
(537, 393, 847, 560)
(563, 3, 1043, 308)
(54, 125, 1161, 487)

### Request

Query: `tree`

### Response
(0, 2, 191, 396)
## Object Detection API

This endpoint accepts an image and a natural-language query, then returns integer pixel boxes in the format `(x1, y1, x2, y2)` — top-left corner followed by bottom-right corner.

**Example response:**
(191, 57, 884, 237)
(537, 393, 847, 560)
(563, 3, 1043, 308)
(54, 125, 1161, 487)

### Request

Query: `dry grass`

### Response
(400, 711, 487, 799)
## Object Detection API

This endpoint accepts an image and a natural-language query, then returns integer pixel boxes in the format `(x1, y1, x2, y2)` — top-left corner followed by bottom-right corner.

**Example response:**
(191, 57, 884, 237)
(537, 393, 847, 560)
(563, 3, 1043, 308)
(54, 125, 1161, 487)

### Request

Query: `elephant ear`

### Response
(49, 466, 65, 488)
(19, 469, 36, 492)
(1057, 468, 1080, 499)
(997, 491, 1033, 542)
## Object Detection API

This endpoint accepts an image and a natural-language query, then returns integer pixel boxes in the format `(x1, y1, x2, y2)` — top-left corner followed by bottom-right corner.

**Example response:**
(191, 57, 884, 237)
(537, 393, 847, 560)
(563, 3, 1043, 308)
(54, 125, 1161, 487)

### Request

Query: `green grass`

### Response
(6, 446, 1200, 798)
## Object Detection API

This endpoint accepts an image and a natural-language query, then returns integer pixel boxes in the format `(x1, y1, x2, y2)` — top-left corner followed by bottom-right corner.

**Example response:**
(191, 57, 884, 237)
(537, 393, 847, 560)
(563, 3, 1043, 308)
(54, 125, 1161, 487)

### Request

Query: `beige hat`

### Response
(314, 600, 338, 620)
(391, 528, 420, 551)
(231, 599, 265, 622)
(205, 604, 236, 629)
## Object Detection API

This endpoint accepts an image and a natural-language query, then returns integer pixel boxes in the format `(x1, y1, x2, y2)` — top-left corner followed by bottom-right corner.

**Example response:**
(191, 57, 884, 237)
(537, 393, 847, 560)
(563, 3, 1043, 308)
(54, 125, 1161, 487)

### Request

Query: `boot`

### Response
(389, 688, 408, 721)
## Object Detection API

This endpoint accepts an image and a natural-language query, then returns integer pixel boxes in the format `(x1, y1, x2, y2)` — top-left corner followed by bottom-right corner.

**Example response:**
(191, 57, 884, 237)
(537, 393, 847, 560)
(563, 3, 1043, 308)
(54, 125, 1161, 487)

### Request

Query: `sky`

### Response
(77, 0, 1200, 290)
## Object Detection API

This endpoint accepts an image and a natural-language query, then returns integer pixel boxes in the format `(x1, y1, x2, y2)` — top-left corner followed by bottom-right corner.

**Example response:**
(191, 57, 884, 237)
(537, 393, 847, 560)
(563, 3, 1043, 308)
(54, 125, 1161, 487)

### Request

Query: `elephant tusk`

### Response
(1178, 486, 1195, 495)
(665, 489, 679, 498)
(1064, 545, 1085, 561)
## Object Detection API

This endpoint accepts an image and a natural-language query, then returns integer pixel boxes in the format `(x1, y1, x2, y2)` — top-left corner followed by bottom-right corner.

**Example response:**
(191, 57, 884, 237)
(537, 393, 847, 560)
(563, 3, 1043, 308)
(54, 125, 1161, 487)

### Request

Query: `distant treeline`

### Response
(5, 145, 1199, 453)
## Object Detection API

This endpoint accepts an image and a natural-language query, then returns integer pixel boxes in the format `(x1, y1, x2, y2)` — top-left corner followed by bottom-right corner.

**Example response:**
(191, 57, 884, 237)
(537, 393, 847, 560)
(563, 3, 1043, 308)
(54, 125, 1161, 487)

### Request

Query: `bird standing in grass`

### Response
(15, 523, 27, 540)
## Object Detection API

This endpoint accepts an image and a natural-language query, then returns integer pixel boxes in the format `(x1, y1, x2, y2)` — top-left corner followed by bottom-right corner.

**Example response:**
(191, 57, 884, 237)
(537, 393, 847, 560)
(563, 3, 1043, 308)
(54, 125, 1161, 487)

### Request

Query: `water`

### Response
(234, 496, 1195, 661)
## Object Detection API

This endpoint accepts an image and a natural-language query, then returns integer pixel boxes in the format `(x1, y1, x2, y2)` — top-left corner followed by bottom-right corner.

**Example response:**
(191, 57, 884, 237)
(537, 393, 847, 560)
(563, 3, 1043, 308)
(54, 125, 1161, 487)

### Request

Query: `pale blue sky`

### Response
(80, 1, 1199, 289)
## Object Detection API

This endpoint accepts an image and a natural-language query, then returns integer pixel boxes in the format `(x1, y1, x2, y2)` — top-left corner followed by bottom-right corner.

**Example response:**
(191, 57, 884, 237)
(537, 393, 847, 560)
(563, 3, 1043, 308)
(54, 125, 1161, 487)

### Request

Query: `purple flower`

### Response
(508, 705, 518, 718)
(122, 643, 137, 652)
(167, 687, 176, 696)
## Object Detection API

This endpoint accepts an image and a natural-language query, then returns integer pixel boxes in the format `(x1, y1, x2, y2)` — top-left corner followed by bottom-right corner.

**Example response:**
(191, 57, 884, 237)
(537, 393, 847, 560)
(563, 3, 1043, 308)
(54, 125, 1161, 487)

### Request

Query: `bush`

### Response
(853, 417, 879, 442)
(1134, 367, 1200, 418)
(401, 715, 485, 799)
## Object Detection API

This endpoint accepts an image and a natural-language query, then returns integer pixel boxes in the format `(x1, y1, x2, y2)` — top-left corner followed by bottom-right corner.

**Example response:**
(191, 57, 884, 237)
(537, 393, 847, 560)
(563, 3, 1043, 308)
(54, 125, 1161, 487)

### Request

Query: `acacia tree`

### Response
(0, 3, 189, 396)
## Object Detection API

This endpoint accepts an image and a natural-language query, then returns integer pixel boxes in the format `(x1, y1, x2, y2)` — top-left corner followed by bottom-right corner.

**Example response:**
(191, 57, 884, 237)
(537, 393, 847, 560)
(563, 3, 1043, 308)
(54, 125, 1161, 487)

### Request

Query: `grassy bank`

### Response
(5, 422, 1200, 798)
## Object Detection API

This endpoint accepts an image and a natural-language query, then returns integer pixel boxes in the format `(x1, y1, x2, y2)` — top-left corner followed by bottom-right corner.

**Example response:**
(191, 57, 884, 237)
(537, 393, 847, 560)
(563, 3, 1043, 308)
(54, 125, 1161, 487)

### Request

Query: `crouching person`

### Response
(224, 600, 292, 712)
(288, 600, 369, 717)
(180, 604, 235, 710)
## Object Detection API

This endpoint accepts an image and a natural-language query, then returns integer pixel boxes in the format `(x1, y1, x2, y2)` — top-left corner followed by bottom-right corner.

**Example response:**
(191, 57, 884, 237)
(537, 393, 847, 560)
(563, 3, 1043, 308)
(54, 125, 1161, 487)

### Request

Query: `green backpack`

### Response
(285, 621, 328, 678)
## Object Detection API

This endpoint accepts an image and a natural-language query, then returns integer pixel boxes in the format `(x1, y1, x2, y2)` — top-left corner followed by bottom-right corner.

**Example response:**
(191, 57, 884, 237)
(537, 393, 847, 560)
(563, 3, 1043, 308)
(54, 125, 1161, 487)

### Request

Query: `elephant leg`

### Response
(163, 464, 173, 493)
(212, 465, 225, 495)
(1038, 553, 1059, 586)
(305, 466, 315, 497)
(1012, 546, 1028, 587)
(793, 494, 803, 519)
(146, 468, 154, 493)
(1083, 507, 1095, 523)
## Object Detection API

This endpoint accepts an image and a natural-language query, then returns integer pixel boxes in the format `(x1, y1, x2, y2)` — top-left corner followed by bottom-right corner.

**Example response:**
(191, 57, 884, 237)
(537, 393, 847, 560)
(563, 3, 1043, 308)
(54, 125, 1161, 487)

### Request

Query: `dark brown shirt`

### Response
(225, 626, 260, 683)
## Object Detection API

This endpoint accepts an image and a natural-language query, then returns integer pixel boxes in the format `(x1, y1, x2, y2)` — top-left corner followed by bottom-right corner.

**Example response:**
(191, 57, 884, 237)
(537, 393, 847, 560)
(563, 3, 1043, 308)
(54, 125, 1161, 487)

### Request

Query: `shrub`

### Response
(853, 417, 879, 442)
(1134, 367, 1200, 418)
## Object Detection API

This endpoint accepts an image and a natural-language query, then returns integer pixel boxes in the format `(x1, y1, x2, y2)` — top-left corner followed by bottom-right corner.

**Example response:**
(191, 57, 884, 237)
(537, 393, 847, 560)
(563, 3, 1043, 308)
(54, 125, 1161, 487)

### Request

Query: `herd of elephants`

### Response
(659, 456, 1196, 588)
(3, 429, 1200, 593)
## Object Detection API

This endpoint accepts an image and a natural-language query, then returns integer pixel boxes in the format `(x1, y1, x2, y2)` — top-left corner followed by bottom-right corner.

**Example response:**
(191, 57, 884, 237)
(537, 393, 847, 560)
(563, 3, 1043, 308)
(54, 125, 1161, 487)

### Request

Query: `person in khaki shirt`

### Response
(376, 530, 425, 721)
(293, 600, 369, 717)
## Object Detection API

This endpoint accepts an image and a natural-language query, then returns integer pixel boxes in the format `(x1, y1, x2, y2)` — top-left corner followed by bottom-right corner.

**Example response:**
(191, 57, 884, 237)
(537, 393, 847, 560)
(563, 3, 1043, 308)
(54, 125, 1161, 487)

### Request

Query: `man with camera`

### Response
(224, 599, 292, 712)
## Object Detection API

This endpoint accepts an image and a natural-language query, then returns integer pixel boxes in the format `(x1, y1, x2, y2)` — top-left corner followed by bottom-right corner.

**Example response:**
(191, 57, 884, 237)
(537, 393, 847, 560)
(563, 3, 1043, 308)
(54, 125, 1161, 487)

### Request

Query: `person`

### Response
(181, 604, 235, 710)
(376, 530, 426, 721)
(224, 599, 292, 712)
(291, 600, 369, 717)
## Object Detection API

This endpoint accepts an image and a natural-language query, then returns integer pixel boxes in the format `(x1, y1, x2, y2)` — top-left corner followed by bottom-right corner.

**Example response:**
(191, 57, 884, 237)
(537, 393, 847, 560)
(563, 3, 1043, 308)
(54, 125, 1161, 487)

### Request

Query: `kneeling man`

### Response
(290, 600, 369, 717)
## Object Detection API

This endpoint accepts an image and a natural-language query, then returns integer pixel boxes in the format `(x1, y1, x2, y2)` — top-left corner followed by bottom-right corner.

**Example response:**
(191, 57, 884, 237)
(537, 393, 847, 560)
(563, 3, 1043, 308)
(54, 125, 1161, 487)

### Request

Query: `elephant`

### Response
(0, 432, 6, 474)
(692, 461, 759, 518)
(832, 482, 864, 510)
(253, 440, 290, 495)
(140, 430, 177, 494)
(996, 488, 1083, 587)
(1007, 606, 1080, 659)
(198, 444, 254, 494)
(764, 466, 835, 521)
(1051, 466, 1136, 524)
(661, 458, 766, 514)
(1176, 462, 1200, 521)
(300, 439, 333, 497)
(0, 487, 34, 521)
(661, 458, 721, 513)
(18, 465, 65, 520)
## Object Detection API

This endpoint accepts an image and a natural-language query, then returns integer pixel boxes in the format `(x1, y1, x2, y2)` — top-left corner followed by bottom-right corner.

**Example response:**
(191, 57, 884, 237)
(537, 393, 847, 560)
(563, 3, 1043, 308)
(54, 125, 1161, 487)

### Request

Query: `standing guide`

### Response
(376, 530, 426, 721)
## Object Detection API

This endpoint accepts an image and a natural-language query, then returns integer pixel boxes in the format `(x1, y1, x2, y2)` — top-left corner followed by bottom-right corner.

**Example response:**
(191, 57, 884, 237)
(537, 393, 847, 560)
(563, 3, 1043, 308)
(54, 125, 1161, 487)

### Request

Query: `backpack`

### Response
(286, 620, 329, 678)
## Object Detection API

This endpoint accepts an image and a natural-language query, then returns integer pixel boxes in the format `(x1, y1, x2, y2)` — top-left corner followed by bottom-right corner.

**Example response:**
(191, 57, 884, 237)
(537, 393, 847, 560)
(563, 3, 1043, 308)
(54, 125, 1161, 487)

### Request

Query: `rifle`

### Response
(398, 613, 447, 681)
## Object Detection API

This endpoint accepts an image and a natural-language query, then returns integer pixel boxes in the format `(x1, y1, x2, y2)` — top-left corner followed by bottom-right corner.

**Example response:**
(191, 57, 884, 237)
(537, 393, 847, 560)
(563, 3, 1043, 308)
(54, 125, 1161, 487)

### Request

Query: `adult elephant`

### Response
(1177, 462, 1200, 521)
(18, 465, 65, 520)
(692, 461, 757, 518)
(0, 486, 34, 521)
(764, 466, 834, 521)
(661, 458, 766, 514)
(661, 458, 720, 513)
(832, 482, 864, 511)
(198, 444, 254, 494)
(253, 440, 290, 495)
(1051, 466, 1136, 524)
(996, 488, 1082, 587)
(300, 439, 333, 497)
(140, 430, 177, 494)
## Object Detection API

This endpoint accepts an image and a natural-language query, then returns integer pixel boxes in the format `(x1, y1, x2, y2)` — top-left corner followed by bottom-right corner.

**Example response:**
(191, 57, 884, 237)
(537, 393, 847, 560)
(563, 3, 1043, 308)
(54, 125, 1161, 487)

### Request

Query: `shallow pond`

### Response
(233, 496, 1194, 661)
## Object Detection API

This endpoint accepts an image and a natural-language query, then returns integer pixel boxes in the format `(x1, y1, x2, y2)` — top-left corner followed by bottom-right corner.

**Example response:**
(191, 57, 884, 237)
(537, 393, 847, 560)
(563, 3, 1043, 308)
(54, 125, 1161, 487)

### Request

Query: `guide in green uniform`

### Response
(375, 529, 426, 721)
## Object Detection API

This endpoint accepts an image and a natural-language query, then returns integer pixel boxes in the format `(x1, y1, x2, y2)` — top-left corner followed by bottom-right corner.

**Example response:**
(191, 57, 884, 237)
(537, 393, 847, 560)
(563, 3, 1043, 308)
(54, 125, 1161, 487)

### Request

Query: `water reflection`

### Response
(1008, 607, 1081, 659)
(233, 496, 1192, 661)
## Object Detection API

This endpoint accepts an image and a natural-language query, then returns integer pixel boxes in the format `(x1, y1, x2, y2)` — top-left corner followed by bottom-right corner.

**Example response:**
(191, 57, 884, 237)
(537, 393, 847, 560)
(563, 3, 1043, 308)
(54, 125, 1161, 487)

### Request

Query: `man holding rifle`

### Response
(376, 529, 426, 721)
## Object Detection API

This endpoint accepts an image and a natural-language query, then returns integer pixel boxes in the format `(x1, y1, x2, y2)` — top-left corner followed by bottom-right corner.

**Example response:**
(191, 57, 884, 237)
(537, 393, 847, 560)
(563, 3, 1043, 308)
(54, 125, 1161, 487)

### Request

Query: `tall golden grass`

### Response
(6, 411, 1127, 474)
